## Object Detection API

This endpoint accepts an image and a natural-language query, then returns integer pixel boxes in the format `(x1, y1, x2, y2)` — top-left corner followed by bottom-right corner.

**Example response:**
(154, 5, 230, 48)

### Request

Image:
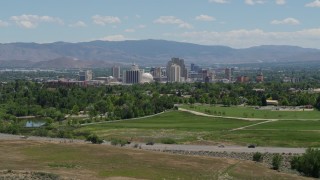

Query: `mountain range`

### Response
(0, 39, 319, 68)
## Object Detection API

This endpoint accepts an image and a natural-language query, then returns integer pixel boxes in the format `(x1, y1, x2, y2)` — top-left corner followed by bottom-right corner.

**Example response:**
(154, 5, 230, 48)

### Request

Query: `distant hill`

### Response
(0, 39, 319, 68)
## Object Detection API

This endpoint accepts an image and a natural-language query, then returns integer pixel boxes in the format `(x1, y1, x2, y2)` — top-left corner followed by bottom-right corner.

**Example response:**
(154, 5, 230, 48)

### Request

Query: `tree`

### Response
(94, 100, 107, 115)
(272, 154, 283, 170)
(87, 105, 97, 119)
(86, 134, 103, 144)
(261, 95, 267, 106)
(316, 95, 320, 110)
(71, 104, 79, 115)
(291, 148, 320, 178)
(253, 152, 263, 162)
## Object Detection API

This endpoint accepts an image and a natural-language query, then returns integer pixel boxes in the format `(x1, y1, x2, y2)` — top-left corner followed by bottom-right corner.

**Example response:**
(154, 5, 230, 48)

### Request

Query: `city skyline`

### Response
(0, 0, 319, 48)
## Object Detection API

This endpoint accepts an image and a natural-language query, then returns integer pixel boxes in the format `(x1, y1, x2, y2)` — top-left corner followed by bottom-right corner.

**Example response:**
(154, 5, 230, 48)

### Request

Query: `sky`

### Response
(0, 0, 320, 48)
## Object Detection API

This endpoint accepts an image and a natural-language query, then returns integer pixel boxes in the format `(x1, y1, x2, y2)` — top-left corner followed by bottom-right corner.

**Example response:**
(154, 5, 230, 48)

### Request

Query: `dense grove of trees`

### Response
(0, 80, 176, 121)
(1, 80, 320, 123)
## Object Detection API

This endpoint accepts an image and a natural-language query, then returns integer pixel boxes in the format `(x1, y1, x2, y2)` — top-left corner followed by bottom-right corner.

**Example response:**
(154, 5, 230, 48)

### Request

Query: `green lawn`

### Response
(247, 120, 320, 130)
(75, 111, 320, 147)
(76, 111, 259, 143)
(203, 130, 320, 147)
(181, 104, 320, 120)
(82, 111, 257, 131)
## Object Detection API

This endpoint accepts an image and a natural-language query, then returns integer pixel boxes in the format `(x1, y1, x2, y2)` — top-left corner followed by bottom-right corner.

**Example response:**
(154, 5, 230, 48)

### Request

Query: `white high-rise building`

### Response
(112, 66, 120, 79)
(166, 57, 187, 82)
(169, 64, 181, 82)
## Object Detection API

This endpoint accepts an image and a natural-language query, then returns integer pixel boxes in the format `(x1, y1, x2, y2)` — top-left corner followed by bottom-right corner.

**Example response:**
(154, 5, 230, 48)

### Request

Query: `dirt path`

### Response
(179, 108, 320, 121)
(229, 120, 278, 131)
(179, 108, 277, 121)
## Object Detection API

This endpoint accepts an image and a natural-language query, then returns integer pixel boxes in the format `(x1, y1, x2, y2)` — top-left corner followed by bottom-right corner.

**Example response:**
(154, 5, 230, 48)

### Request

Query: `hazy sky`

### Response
(0, 0, 320, 48)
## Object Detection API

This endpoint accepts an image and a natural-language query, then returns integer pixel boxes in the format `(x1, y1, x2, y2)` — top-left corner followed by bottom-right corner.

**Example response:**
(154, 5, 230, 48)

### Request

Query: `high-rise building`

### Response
(225, 68, 232, 81)
(150, 67, 167, 82)
(111, 66, 120, 79)
(168, 64, 181, 82)
(166, 57, 187, 82)
(256, 72, 264, 83)
(237, 75, 250, 83)
(79, 70, 93, 81)
(202, 69, 209, 82)
(191, 63, 200, 73)
(123, 64, 144, 84)
(201, 69, 215, 83)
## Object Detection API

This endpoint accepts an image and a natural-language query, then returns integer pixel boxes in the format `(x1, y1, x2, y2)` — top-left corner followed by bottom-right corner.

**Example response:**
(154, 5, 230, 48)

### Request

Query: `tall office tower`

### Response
(256, 71, 264, 83)
(191, 63, 195, 72)
(191, 63, 200, 72)
(111, 65, 121, 79)
(123, 63, 143, 84)
(202, 69, 209, 82)
(79, 70, 93, 81)
(168, 64, 181, 82)
(166, 57, 187, 82)
(225, 68, 232, 81)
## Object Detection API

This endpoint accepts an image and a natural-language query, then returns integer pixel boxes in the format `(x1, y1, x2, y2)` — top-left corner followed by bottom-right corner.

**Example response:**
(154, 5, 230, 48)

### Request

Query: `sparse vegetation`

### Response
(110, 138, 128, 146)
(253, 152, 263, 162)
(160, 138, 177, 144)
(0, 141, 306, 180)
(272, 154, 283, 170)
(86, 134, 103, 144)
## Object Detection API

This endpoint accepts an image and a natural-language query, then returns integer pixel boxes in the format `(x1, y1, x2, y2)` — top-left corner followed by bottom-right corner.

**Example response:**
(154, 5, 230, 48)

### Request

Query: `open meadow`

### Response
(75, 110, 320, 147)
(76, 111, 259, 144)
(0, 140, 310, 180)
(180, 104, 320, 120)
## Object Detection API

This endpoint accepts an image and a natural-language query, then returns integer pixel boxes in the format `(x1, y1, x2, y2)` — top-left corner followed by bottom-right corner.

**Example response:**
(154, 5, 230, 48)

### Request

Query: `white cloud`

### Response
(305, 0, 320, 7)
(124, 24, 146, 33)
(271, 18, 300, 25)
(245, 0, 265, 5)
(137, 24, 146, 29)
(208, 0, 229, 3)
(275, 0, 286, 5)
(10, 14, 63, 29)
(125, 28, 135, 33)
(179, 23, 193, 29)
(100, 35, 127, 41)
(195, 15, 216, 22)
(164, 28, 320, 48)
(154, 16, 192, 29)
(92, 15, 121, 26)
(0, 20, 9, 27)
(69, 21, 87, 28)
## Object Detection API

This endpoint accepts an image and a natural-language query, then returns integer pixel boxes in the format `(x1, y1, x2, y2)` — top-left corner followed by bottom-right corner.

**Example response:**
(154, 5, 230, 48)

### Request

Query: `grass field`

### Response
(247, 120, 320, 130)
(76, 111, 259, 143)
(0, 140, 309, 180)
(203, 130, 320, 147)
(75, 110, 320, 147)
(180, 104, 320, 120)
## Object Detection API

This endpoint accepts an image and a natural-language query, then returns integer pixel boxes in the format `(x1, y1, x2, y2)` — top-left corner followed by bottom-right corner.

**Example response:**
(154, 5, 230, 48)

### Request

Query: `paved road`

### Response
(0, 133, 306, 154)
(137, 143, 306, 154)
